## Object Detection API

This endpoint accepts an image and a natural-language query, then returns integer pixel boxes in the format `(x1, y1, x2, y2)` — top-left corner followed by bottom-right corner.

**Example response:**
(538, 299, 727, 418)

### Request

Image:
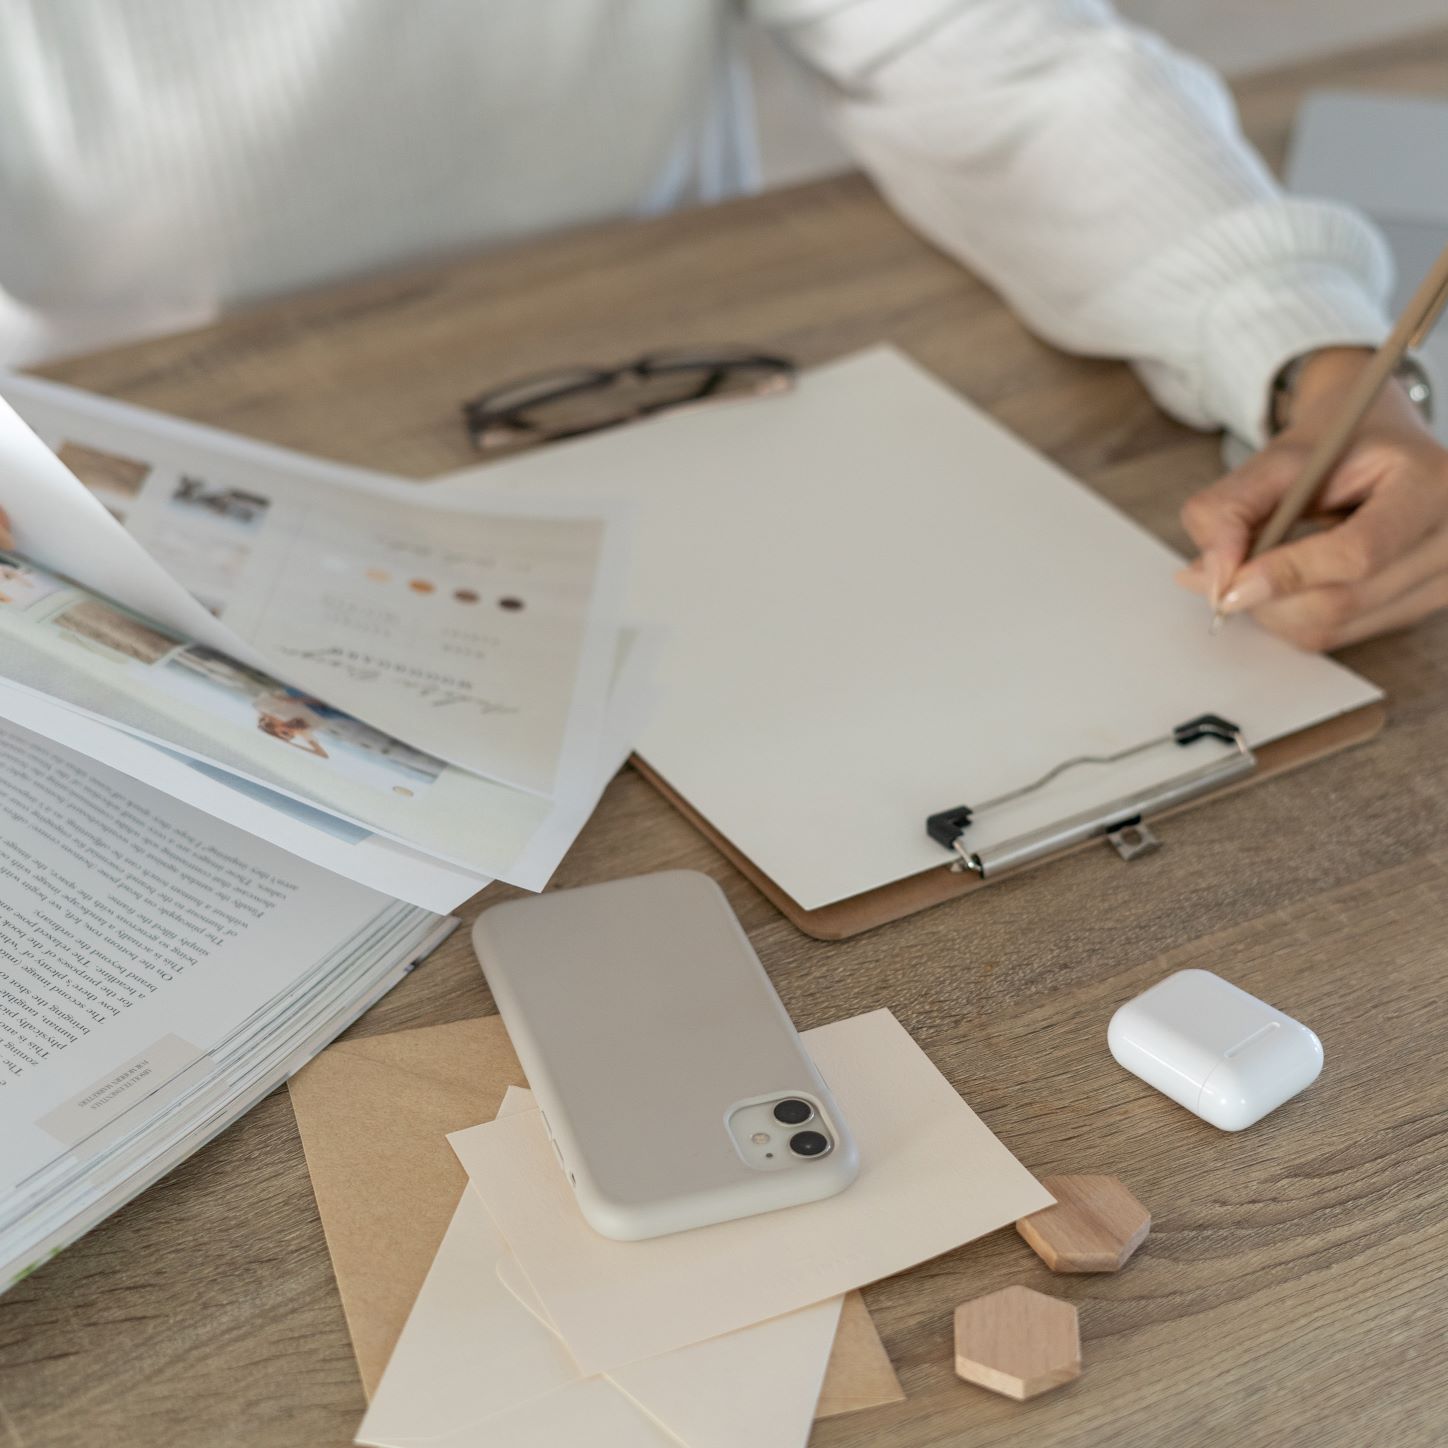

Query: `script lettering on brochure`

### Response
(273, 644, 521, 716)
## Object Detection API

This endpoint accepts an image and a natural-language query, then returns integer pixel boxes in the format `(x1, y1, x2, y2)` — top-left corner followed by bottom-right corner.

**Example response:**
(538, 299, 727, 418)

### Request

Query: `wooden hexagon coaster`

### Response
(953, 1285, 1081, 1400)
(1016, 1174, 1151, 1273)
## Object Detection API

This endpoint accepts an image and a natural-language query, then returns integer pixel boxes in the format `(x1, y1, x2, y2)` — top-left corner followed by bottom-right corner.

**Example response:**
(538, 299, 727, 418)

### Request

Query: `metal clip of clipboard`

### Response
(925, 714, 1255, 879)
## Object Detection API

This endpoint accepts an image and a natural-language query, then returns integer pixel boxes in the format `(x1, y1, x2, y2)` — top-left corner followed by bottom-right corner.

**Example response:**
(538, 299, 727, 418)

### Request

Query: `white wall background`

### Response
(750, 0, 1448, 186)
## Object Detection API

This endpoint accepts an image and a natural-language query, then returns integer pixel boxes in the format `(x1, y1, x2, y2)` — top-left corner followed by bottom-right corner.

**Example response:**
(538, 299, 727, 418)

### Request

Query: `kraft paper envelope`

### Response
(450, 1009, 1052, 1375)
(358, 1087, 841, 1448)
(814, 1289, 902, 1418)
(288, 1015, 903, 1415)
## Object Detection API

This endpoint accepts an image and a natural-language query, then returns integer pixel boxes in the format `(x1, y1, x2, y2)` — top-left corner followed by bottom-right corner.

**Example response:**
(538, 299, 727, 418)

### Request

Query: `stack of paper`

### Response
(285, 1013, 903, 1421)
(0, 374, 652, 912)
(356, 1010, 1051, 1447)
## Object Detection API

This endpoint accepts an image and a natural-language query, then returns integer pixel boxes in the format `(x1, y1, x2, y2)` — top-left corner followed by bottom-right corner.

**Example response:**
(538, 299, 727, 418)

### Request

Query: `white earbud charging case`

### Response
(1108, 968, 1323, 1131)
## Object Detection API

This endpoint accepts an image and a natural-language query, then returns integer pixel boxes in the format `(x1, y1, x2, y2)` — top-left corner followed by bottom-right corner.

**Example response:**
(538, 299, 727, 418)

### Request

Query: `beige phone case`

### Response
(473, 871, 859, 1240)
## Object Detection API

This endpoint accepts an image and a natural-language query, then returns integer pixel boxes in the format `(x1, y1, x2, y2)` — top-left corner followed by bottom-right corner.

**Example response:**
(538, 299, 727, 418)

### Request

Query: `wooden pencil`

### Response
(1213, 237, 1448, 628)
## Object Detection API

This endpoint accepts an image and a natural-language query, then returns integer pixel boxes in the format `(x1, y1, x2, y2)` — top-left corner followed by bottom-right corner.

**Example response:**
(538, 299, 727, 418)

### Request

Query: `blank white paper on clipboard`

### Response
(430, 347, 1382, 912)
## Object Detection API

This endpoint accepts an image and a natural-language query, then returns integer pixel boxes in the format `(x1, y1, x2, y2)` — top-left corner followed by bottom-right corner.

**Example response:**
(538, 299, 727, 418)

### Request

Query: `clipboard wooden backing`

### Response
(631, 701, 1387, 940)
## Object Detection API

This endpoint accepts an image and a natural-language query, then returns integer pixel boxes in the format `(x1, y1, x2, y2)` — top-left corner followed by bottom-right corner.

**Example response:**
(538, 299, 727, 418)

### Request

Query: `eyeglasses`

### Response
(462, 348, 796, 456)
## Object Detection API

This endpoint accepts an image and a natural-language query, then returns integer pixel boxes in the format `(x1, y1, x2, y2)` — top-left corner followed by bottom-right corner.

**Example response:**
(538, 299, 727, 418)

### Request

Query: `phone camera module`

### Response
(789, 1129, 830, 1158)
(773, 1098, 814, 1126)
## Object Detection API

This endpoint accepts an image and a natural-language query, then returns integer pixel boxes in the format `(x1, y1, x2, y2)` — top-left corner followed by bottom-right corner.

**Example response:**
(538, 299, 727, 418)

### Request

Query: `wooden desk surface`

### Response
(4, 28, 1448, 1448)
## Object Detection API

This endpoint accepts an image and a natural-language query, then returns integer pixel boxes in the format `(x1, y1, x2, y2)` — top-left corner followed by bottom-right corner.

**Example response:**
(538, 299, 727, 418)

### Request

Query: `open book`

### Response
(0, 377, 648, 1290)
(0, 714, 455, 1290)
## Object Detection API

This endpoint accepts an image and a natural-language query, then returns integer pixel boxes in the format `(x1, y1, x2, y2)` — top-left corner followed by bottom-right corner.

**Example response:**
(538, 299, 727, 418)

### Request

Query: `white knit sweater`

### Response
(0, 0, 1392, 442)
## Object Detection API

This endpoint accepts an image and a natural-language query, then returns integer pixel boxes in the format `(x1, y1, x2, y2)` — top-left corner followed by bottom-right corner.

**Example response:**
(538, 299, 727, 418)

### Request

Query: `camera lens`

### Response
(773, 1098, 813, 1126)
(789, 1130, 830, 1158)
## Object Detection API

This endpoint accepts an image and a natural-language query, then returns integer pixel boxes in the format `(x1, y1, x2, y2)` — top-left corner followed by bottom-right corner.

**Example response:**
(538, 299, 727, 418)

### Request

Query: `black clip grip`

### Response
(1172, 713, 1242, 747)
(926, 804, 974, 851)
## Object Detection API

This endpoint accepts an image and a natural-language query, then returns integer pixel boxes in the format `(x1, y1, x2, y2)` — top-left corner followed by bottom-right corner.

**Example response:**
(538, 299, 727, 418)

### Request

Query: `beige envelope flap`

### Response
(289, 1015, 525, 1394)
(816, 1288, 903, 1416)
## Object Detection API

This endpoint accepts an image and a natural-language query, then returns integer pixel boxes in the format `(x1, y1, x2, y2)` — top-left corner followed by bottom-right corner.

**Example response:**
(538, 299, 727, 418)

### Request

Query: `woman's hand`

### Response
(1176, 348, 1448, 650)
(0, 506, 11, 550)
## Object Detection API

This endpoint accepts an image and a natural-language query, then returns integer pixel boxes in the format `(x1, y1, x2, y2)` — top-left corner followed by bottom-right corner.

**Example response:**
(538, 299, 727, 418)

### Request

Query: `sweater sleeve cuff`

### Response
(1199, 263, 1390, 448)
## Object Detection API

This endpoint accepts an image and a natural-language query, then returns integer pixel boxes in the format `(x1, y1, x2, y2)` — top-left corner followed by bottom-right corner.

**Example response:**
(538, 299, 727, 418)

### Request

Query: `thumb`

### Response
(0, 506, 12, 551)
(1179, 444, 1306, 606)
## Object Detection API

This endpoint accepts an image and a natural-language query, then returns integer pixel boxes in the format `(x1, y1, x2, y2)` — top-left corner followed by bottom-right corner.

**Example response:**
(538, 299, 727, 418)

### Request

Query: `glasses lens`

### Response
(539, 370, 715, 433)
(467, 352, 795, 451)
(507, 366, 772, 438)
(468, 368, 611, 418)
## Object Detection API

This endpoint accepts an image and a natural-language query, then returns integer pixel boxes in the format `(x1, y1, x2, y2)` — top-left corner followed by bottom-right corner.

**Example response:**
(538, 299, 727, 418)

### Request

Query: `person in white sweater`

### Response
(2, 0, 1446, 649)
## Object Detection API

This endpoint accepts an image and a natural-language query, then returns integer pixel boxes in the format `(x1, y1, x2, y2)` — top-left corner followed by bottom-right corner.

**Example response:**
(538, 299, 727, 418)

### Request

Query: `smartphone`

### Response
(472, 870, 858, 1240)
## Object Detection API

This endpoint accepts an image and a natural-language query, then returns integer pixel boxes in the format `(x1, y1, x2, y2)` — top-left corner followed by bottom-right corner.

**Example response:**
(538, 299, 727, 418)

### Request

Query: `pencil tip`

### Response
(1209, 610, 1225, 636)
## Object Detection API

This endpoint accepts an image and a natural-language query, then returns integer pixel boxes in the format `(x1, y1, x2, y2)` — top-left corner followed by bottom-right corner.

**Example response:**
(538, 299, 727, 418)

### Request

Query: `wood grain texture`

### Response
(953, 1286, 1082, 1401)
(1016, 1175, 1152, 1273)
(2, 28, 1448, 1448)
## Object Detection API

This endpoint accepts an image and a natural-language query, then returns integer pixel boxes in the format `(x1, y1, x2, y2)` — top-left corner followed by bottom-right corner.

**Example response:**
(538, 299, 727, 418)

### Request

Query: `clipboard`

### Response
(633, 701, 1386, 940)
(429, 347, 1387, 940)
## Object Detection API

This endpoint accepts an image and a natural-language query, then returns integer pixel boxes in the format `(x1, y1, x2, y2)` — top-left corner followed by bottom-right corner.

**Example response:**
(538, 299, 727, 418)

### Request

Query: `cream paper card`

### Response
(450, 1009, 1051, 1375)
(493, 1250, 839, 1448)
(492, 1088, 841, 1448)
(357, 1088, 840, 1448)
(357, 1190, 672, 1448)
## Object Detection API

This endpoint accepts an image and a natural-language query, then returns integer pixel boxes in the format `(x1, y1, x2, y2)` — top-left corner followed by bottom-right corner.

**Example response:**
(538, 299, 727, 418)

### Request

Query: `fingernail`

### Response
(1204, 551, 1232, 610)
(1220, 574, 1271, 614)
